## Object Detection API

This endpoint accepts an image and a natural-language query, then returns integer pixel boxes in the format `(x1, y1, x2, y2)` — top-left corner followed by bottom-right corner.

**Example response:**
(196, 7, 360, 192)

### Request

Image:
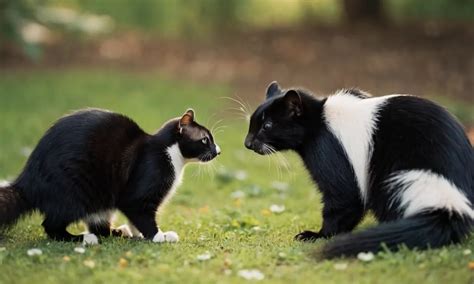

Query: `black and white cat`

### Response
(0, 108, 220, 244)
(245, 81, 473, 258)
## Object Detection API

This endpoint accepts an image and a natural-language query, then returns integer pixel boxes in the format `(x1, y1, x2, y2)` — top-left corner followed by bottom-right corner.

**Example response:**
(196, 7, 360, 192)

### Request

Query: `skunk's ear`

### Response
(179, 108, 195, 130)
(283, 90, 302, 117)
(266, 81, 282, 100)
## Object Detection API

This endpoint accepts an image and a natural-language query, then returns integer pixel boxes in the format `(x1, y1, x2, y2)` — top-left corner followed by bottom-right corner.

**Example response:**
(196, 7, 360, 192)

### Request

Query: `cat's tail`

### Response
(0, 182, 29, 230)
(321, 210, 474, 259)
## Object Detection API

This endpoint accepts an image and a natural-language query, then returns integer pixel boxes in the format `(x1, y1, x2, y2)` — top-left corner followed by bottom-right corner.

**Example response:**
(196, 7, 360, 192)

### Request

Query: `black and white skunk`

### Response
(245, 81, 474, 258)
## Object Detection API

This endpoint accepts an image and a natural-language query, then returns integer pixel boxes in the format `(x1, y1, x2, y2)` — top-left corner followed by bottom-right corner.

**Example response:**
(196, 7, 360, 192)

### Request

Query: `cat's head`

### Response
(177, 109, 221, 162)
(244, 81, 307, 155)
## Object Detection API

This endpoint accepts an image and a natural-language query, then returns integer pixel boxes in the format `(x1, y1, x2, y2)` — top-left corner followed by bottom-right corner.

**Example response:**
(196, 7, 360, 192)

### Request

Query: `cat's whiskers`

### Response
(226, 107, 250, 121)
(210, 118, 224, 134)
(205, 113, 218, 130)
(220, 96, 253, 122)
(212, 125, 228, 135)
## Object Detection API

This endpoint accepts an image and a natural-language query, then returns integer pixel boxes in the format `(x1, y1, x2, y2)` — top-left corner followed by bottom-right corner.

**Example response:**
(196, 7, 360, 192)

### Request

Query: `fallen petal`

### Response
(196, 252, 212, 261)
(74, 247, 86, 254)
(269, 204, 285, 214)
(27, 248, 42, 256)
(357, 252, 374, 262)
(238, 269, 265, 281)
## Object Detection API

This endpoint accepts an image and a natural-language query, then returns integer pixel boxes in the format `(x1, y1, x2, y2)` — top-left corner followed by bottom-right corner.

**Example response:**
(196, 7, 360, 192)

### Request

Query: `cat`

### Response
(0, 108, 220, 244)
(245, 81, 473, 258)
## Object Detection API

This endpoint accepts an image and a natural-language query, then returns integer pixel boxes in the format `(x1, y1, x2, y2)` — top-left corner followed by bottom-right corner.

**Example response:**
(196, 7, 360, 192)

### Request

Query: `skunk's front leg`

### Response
(295, 193, 364, 242)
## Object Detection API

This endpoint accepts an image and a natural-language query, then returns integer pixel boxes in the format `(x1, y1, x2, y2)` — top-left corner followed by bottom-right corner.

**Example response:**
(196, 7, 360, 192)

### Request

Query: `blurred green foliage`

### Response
(53, 0, 474, 34)
(0, 0, 43, 59)
(1, 0, 473, 59)
(388, 0, 474, 21)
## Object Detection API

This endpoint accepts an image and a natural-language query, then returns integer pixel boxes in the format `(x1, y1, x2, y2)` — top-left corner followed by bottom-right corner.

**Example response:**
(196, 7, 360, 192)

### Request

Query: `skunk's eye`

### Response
(201, 137, 208, 144)
(263, 122, 272, 130)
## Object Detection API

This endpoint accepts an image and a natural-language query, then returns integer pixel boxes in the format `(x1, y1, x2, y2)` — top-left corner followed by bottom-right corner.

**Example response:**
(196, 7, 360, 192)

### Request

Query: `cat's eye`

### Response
(201, 137, 208, 144)
(263, 122, 272, 130)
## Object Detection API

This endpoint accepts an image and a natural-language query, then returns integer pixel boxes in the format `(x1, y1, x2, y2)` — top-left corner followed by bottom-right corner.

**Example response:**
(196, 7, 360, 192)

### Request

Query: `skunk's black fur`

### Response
(245, 81, 474, 258)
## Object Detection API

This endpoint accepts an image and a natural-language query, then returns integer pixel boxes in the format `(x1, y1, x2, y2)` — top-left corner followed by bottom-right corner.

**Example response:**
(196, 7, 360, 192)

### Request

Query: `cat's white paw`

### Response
(163, 231, 179, 243)
(82, 233, 99, 245)
(152, 230, 179, 243)
(115, 224, 133, 238)
(152, 231, 166, 243)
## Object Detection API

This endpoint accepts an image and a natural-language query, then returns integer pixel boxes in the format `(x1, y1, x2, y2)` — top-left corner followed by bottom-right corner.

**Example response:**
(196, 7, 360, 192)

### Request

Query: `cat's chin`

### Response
(198, 155, 217, 163)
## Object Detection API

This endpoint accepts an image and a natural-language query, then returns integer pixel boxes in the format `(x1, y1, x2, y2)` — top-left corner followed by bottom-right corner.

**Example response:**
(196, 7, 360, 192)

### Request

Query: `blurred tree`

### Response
(342, 0, 384, 22)
(0, 0, 42, 59)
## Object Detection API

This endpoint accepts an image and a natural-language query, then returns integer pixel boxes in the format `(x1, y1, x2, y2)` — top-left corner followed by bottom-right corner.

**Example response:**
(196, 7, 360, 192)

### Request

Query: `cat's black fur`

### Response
(0, 108, 220, 242)
(245, 81, 474, 258)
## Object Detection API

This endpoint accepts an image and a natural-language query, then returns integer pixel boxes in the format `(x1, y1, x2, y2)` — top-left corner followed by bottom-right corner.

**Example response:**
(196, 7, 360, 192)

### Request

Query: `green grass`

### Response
(0, 69, 473, 284)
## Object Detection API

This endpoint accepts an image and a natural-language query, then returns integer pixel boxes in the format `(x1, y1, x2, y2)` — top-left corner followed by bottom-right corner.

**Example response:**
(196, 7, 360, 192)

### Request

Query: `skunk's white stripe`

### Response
(163, 143, 186, 206)
(387, 170, 474, 218)
(323, 92, 396, 203)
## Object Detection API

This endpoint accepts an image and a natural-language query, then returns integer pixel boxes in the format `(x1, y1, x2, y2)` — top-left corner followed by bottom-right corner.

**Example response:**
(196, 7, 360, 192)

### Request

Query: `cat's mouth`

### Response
(198, 152, 218, 162)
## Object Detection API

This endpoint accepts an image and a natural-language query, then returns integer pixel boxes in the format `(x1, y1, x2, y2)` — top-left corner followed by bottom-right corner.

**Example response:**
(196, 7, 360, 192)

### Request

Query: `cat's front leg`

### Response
(123, 210, 179, 243)
(112, 223, 143, 238)
(295, 198, 364, 242)
(123, 210, 159, 239)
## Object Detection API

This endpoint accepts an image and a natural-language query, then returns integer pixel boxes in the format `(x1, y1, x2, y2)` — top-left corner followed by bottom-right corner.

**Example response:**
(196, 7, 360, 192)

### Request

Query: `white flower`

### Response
(238, 269, 265, 281)
(27, 248, 42, 256)
(196, 252, 212, 261)
(269, 204, 285, 214)
(463, 249, 472, 255)
(334, 262, 348, 270)
(230, 190, 245, 199)
(357, 252, 374, 262)
(74, 247, 86, 254)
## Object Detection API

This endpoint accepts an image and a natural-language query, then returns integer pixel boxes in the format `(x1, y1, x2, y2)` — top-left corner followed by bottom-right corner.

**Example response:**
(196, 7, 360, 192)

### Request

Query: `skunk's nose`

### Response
(244, 136, 253, 149)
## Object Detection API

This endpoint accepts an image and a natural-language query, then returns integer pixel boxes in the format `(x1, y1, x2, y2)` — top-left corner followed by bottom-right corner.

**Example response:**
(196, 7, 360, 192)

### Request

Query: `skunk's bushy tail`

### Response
(0, 183, 29, 229)
(322, 210, 474, 258)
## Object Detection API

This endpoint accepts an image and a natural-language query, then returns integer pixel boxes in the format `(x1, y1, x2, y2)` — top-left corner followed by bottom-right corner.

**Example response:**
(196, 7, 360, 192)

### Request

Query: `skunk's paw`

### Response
(294, 230, 322, 242)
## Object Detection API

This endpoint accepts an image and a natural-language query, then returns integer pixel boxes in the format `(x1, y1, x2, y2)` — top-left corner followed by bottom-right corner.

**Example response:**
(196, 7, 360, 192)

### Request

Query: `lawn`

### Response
(0, 69, 472, 284)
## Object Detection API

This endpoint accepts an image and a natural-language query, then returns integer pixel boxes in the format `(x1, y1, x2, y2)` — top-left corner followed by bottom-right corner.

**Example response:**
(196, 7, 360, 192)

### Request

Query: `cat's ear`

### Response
(179, 108, 195, 131)
(283, 90, 302, 117)
(266, 81, 282, 100)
